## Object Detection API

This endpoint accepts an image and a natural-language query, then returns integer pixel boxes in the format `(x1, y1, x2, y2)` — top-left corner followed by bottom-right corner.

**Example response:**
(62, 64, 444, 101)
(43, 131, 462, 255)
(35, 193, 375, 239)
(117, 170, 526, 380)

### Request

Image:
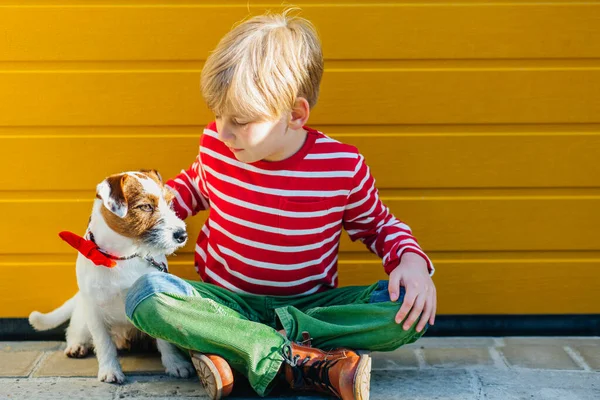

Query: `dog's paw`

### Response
(164, 358, 195, 379)
(98, 367, 125, 384)
(64, 343, 91, 358)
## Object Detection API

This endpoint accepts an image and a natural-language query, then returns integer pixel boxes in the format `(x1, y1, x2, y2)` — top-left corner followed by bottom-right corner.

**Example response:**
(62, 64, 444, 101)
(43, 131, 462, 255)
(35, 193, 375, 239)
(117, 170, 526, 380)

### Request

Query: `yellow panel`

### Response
(336, 253, 600, 315)
(1, 189, 600, 254)
(1, 67, 600, 126)
(315, 67, 600, 125)
(1, 0, 598, 319)
(2, 264, 80, 319)
(1, 3, 599, 60)
(3, 251, 598, 317)
(2, 126, 600, 190)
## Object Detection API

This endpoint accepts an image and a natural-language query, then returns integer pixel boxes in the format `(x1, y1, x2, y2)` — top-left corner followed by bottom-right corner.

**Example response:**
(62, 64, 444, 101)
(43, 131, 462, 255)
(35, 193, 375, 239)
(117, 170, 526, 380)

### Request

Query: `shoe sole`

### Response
(190, 352, 223, 400)
(353, 354, 372, 400)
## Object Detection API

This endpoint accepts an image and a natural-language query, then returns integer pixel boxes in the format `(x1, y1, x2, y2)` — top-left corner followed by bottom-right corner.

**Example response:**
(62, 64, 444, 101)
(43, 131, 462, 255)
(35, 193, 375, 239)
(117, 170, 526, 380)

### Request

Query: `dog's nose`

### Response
(173, 229, 187, 244)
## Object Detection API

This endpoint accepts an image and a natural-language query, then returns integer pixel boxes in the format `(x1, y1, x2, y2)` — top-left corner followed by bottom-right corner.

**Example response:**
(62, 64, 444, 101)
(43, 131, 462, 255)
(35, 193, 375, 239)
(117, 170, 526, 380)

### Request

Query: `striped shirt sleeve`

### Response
(165, 152, 210, 220)
(342, 154, 435, 276)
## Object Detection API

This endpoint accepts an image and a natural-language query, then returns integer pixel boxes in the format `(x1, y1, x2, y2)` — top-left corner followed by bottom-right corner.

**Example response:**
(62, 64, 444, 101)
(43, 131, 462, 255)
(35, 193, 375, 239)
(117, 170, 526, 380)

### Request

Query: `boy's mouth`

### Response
(230, 147, 244, 153)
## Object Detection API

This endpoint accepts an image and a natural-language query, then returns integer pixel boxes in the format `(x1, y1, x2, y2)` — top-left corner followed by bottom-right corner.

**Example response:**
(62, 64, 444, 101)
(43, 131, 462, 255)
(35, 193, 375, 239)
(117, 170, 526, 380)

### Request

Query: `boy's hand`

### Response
(388, 252, 436, 333)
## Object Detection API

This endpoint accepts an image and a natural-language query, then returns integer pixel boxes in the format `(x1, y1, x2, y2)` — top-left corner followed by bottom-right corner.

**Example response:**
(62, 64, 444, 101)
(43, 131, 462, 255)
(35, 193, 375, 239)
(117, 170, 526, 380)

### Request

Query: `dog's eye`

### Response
(137, 204, 154, 212)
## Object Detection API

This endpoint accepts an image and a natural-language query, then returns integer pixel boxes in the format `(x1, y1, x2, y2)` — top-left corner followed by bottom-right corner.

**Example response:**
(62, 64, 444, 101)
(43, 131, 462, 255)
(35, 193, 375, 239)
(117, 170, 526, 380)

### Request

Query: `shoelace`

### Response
(280, 344, 341, 397)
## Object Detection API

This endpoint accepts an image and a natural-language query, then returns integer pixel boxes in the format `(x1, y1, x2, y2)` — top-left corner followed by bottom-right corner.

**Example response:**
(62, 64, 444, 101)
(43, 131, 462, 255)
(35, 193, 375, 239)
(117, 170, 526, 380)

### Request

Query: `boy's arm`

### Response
(343, 154, 436, 332)
(342, 154, 434, 276)
(165, 152, 210, 220)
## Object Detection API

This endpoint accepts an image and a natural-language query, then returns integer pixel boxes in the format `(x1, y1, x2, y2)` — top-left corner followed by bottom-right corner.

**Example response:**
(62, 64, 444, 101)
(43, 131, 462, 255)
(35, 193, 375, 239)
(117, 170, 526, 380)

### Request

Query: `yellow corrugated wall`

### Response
(1, 1, 599, 317)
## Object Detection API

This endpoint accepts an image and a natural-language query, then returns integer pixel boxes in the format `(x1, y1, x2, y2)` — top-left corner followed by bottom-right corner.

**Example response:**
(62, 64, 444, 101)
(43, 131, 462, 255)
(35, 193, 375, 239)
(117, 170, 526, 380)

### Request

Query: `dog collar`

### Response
(59, 231, 168, 273)
(59, 231, 118, 268)
(143, 256, 169, 273)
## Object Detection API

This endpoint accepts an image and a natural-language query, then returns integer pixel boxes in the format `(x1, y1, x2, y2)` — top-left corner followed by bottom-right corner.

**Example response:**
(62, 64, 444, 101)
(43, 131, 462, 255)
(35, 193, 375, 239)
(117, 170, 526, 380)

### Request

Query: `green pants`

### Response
(125, 272, 427, 396)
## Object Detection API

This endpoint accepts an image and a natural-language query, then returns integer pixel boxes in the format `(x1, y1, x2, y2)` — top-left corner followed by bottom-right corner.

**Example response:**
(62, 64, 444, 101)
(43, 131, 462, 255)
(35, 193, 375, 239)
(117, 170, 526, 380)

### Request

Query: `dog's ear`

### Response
(140, 169, 163, 184)
(96, 174, 129, 218)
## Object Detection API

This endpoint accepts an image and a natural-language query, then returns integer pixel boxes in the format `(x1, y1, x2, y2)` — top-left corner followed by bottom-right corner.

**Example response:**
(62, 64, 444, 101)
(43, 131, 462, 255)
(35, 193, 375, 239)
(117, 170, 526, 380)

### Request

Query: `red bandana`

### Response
(59, 231, 117, 268)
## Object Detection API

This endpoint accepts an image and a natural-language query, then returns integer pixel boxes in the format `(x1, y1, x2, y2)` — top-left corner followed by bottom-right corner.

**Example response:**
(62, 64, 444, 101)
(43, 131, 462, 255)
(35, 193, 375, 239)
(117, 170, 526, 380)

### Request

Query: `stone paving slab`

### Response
(574, 345, 600, 371)
(423, 347, 494, 368)
(0, 378, 118, 400)
(0, 341, 63, 352)
(371, 348, 419, 369)
(476, 369, 600, 389)
(117, 375, 206, 398)
(35, 351, 166, 377)
(370, 369, 478, 400)
(482, 386, 600, 400)
(504, 337, 600, 347)
(0, 338, 599, 399)
(476, 370, 600, 399)
(120, 353, 165, 374)
(500, 344, 583, 370)
(34, 351, 98, 377)
(0, 351, 42, 377)
(404, 336, 498, 348)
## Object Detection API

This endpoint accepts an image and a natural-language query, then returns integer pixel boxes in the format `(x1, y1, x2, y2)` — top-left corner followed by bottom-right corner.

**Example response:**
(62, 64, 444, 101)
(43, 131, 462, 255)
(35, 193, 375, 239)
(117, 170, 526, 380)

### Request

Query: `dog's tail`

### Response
(28, 293, 78, 331)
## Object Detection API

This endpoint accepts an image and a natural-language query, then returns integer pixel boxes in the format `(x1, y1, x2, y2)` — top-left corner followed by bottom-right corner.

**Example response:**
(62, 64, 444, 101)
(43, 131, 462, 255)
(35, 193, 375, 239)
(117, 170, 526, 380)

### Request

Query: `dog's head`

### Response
(96, 170, 187, 255)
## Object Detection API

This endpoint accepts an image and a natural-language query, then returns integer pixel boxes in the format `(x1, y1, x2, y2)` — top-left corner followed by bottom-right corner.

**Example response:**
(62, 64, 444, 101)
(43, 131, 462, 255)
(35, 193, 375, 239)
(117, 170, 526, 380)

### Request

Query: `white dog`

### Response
(29, 170, 195, 383)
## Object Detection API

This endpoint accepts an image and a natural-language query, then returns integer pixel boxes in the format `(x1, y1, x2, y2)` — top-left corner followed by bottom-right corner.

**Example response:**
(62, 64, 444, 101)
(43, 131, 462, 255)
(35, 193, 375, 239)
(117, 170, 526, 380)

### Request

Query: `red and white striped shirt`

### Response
(166, 122, 434, 296)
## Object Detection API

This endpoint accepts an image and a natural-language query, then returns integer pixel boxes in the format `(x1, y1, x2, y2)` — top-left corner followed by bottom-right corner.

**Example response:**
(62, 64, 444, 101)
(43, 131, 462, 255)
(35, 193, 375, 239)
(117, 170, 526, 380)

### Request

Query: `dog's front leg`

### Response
(156, 339, 195, 378)
(83, 297, 125, 384)
(65, 296, 93, 358)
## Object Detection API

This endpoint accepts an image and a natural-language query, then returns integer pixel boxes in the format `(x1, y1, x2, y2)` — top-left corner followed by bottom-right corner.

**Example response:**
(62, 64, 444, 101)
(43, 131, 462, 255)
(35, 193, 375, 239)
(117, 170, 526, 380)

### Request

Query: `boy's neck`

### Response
(264, 127, 308, 162)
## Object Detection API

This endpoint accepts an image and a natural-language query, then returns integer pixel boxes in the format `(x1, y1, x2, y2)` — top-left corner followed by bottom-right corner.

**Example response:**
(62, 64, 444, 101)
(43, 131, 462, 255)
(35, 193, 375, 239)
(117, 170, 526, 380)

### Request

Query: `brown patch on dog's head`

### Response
(139, 169, 162, 184)
(140, 169, 176, 205)
(96, 171, 174, 240)
(138, 169, 175, 205)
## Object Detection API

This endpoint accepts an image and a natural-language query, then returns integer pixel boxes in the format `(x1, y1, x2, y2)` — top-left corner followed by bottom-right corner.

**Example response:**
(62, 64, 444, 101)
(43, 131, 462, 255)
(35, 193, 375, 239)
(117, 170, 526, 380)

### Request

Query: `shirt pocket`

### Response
(277, 197, 340, 248)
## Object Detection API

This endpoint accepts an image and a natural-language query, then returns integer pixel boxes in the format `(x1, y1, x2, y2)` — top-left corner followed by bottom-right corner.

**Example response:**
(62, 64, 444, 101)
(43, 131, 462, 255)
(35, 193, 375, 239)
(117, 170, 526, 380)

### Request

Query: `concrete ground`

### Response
(0, 337, 598, 399)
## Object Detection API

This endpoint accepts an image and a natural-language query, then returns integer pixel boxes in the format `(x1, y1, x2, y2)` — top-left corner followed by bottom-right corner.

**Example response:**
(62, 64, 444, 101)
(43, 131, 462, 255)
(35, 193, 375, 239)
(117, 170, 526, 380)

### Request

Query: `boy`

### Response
(125, 9, 436, 400)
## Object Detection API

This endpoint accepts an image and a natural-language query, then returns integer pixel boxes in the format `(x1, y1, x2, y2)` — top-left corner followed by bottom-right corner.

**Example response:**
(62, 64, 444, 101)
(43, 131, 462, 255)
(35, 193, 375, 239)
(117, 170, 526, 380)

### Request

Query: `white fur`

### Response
(127, 172, 162, 196)
(96, 180, 128, 218)
(29, 294, 76, 331)
(29, 182, 193, 384)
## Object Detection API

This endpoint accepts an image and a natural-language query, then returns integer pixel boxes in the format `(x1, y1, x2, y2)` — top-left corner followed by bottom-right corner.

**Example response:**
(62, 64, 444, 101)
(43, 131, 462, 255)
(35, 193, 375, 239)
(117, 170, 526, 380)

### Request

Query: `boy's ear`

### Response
(288, 97, 310, 130)
(96, 174, 129, 218)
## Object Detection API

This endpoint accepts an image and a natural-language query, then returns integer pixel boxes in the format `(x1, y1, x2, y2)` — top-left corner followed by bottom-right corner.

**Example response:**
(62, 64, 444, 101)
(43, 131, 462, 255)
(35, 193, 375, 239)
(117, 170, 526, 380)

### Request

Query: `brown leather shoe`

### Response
(190, 351, 234, 400)
(280, 342, 371, 400)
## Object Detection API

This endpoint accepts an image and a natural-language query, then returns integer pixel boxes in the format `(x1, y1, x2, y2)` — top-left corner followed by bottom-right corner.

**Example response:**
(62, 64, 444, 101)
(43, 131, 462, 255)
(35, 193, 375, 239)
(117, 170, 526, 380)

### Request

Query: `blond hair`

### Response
(200, 8, 324, 121)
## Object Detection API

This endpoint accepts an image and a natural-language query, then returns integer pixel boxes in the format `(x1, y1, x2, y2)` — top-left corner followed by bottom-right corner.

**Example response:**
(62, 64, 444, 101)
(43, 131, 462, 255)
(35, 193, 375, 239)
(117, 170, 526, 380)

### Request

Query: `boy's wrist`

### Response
(398, 252, 429, 270)
(401, 251, 427, 262)
(398, 249, 434, 276)
(384, 249, 430, 275)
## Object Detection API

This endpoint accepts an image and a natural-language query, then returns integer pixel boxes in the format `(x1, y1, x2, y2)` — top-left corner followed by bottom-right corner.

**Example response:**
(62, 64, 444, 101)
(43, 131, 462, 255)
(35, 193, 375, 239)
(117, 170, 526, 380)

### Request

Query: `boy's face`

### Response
(214, 114, 291, 163)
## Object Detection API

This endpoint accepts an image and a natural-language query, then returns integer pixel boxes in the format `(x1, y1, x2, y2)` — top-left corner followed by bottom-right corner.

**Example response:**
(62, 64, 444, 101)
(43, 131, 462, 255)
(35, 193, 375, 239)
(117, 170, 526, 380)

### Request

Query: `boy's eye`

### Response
(214, 115, 248, 126)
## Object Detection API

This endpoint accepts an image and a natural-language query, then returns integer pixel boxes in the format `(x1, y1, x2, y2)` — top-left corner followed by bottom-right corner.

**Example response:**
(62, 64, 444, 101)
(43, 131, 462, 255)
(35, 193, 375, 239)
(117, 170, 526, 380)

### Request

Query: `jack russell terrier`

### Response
(29, 170, 195, 383)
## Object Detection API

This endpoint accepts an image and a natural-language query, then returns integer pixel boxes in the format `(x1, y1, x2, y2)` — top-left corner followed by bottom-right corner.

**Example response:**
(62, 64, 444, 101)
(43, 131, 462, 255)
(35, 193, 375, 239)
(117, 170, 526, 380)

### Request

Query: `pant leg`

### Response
(274, 280, 428, 352)
(125, 272, 287, 397)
